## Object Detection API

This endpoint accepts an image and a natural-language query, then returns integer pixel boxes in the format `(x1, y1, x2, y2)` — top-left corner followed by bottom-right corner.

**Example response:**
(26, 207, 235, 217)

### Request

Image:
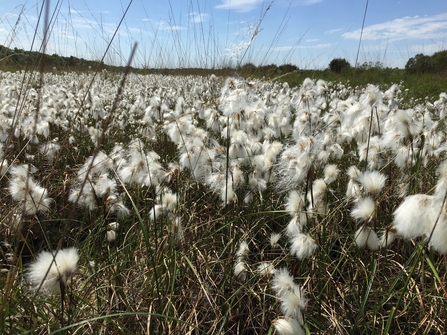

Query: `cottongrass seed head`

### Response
(323, 164, 339, 184)
(289, 233, 318, 260)
(273, 317, 305, 335)
(354, 226, 380, 250)
(350, 196, 376, 222)
(26, 247, 79, 295)
(358, 170, 387, 196)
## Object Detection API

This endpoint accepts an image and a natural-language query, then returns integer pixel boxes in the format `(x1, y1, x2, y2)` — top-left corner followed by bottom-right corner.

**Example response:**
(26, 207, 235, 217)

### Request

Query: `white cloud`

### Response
(305, 38, 319, 42)
(343, 12, 447, 42)
(68, 8, 109, 15)
(281, 0, 323, 6)
(188, 12, 208, 24)
(301, 0, 323, 5)
(157, 21, 185, 31)
(215, 0, 265, 12)
(272, 43, 331, 52)
(141, 18, 185, 31)
(325, 28, 341, 35)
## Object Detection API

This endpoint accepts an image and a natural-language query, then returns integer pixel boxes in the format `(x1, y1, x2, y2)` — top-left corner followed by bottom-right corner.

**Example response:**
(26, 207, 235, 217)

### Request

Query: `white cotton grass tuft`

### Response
(234, 240, 249, 281)
(271, 267, 295, 297)
(270, 233, 282, 247)
(379, 228, 397, 247)
(347, 165, 362, 180)
(310, 179, 327, 199)
(427, 212, 447, 254)
(221, 184, 237, 205)
(160, 190, 178, 212)
(286, 216, 302, 237)
(236, 240, 249, 258)
(358, 170, 387, 196)
(392, 194, 434, 240)
(346, 166, 362, 200)
(289, 233, 318, 259)
(106, 222, 119, 242)
(434, 160, 447, 197)
(106, 230, 116, 242)
(273, 317, 305, 335)
(234, 261, 248, 281)
(307, 178, 328, 215)
(323, 164, 339, 184)
(0, 158, 9, 176)
(26, 247, 79, 295)
(346, 179, 362, 200)
(257, 262, 275, 276)
(285, 190, 305, 216)
(350, 197, 376, 222)
(279, 283, 306, 322)
(354, 226, 379, 250)
(8, 165, 52, 215)
(271, 267, 307, 332)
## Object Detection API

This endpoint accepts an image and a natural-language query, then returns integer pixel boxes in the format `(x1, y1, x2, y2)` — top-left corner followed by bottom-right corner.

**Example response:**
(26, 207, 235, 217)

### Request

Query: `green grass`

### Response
(274, 68, 447, 103)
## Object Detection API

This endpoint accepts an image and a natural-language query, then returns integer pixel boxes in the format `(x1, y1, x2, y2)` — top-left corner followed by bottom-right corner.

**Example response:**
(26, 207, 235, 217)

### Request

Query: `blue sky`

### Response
(0, 0, 446, 69)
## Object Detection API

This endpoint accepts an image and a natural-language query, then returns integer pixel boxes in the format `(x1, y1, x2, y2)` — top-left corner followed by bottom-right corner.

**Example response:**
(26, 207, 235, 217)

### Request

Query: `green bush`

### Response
(405, 50, 447, 74)
(329, 58, 351, 73)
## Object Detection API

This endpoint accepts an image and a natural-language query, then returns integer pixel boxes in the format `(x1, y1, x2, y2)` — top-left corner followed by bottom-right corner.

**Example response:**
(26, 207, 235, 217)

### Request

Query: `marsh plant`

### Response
(1, 69, 447, 334)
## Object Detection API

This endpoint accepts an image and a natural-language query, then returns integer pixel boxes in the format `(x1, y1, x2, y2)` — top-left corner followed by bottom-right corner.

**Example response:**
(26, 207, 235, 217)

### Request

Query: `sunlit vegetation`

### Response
(0, 58, 447, 334)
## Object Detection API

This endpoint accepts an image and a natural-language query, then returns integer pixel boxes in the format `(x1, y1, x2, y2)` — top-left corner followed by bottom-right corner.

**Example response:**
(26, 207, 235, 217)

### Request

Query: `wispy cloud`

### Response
(68, 8, 109, 15)
(272, 43, 331, 52)
(215, 0, 265, 12)
(343, 12, 447, 41)
(325, 28, 341, 35)
(300, 0, 323, 5)
(140, 18, 184, 31)
(305, 38, 319, 42)
(157, 21, 184, 31)
(188, 12, 208, 24)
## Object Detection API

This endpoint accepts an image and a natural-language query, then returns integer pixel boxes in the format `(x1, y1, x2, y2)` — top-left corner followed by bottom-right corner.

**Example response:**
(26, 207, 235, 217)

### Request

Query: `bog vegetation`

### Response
(1, 45, 447, 334)
(1, 2, 447, 330)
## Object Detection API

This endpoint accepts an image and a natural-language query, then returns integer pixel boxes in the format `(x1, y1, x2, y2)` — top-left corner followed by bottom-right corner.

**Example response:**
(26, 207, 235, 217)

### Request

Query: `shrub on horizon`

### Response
(329, 57, 351, 73)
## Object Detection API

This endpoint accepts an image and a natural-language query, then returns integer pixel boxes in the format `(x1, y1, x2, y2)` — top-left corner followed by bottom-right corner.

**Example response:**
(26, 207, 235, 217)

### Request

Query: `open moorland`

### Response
(0, 51, 447, 335)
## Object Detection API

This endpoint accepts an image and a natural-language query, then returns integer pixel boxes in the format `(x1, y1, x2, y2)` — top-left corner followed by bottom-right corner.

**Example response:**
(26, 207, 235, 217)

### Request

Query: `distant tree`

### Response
(430, 50, 447, 73)
(278, 63, 298, 74)
(239, 62, 257, 74)
(329, 58, 351, 73)
(405, 53, 432, 74)
(358, 61, 383, 70)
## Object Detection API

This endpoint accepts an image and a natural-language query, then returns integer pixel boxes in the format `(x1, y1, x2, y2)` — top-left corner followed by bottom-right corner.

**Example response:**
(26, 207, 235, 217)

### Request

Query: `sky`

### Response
(0, 0, 446, 69)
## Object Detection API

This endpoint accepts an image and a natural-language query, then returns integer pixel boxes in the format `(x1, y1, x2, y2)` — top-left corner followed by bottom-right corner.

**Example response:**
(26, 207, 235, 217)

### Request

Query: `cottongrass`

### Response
(273, 317, 305, 335)
(26, 247, 79, 295)
(289, 233, 318, 260)
(2, 69, 447, 333)
(358, 170, 387, 196)
(392, 194, 434, 240)
(354, 226, 380, 250)
(271, 267, 307, 333)
(8, 164, 52, 215)
(234, 240, 250, 281)
(350, 196, 376, 222)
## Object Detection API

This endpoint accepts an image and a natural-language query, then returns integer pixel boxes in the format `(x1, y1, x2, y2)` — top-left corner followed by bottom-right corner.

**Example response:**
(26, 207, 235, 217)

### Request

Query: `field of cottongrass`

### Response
(1, 68, 447, 334)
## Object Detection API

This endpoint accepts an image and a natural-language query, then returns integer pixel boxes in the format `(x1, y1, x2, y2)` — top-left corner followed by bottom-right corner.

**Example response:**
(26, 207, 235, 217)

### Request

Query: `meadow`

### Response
(0, 57, 446, 335)
(2, 1, 447, 334)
